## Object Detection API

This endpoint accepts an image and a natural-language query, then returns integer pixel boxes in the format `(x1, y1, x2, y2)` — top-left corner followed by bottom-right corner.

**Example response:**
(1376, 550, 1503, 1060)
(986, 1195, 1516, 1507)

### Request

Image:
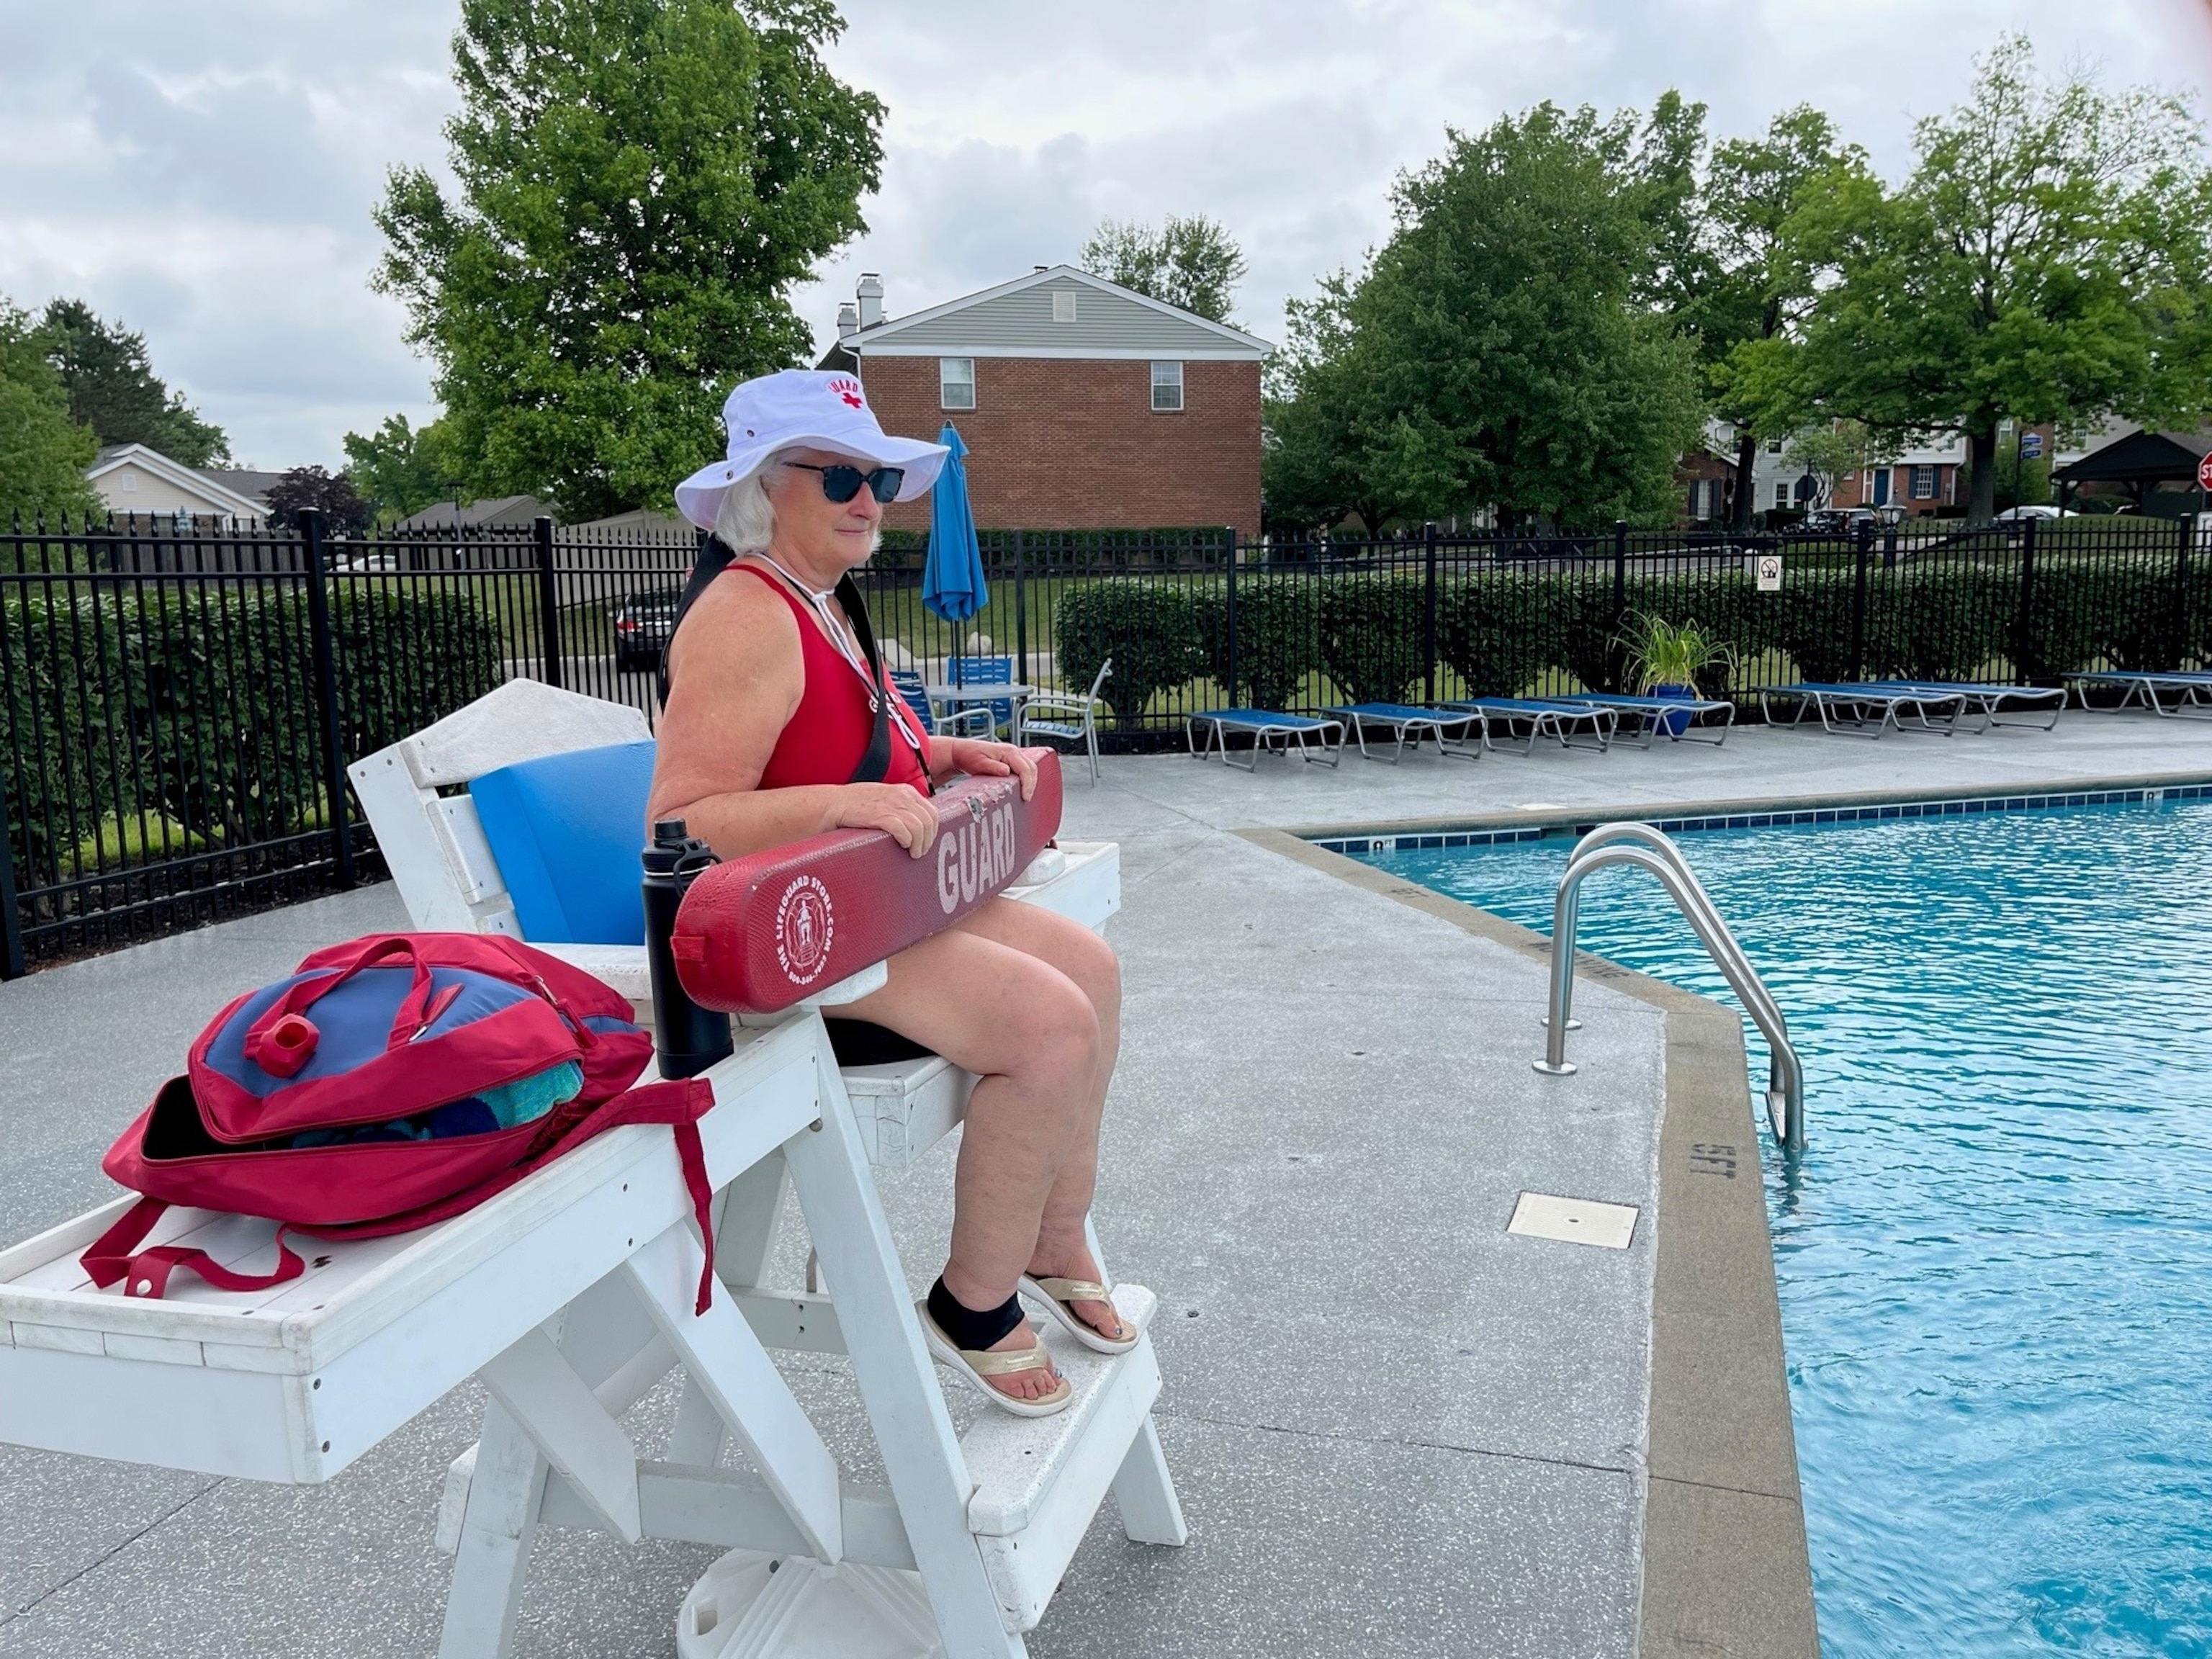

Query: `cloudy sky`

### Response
(2, 0, 2206, 469)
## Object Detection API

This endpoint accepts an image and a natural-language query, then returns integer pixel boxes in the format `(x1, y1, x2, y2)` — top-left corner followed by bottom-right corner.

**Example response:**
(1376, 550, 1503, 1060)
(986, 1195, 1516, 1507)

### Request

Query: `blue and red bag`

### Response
(81, 933, 718, 1310)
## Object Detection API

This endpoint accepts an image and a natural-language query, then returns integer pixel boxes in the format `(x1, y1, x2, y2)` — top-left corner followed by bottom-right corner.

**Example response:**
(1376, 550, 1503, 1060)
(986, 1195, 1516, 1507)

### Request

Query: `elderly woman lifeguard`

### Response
(648, 370, 1126, 1417)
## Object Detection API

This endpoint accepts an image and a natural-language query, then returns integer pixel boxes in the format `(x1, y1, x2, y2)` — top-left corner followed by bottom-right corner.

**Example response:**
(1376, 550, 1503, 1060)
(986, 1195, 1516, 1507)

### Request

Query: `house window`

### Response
(1151, 361, 1184, 413)
(1911, 464, 1937, 500)
(939, 357, 975, 411)
(1774, 482, 1789, 509)
(1768, 439, 1784, 454)
(1052, 290, 1077, 323)
(120, 472, 137, 493)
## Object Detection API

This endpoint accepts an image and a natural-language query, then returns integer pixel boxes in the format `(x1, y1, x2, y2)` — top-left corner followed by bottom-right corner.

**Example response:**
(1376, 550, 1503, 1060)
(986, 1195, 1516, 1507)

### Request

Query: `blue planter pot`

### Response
(1651, 682, 1696, 737)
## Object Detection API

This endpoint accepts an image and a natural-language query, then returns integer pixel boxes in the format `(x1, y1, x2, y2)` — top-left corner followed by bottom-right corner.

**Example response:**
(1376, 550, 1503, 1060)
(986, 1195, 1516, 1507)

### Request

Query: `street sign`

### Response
(1756, 554, 1784, 593)
(2198, 451, 2212, 493)
(2018, 431, 2044, 461)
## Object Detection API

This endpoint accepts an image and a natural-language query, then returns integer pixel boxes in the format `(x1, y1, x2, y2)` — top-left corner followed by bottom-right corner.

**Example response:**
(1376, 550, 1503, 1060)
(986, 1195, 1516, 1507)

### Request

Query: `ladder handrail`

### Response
(1534, 824, 1806, 1149)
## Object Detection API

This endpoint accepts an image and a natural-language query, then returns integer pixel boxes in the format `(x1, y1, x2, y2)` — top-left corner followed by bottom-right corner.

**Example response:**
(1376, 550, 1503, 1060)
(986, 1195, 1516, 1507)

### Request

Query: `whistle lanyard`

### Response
(755, 554, 930, 756)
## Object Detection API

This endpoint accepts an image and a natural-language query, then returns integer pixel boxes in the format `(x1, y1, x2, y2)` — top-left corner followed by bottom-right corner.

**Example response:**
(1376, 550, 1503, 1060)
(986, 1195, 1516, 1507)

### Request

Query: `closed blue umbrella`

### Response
(922, 424, 986, 683)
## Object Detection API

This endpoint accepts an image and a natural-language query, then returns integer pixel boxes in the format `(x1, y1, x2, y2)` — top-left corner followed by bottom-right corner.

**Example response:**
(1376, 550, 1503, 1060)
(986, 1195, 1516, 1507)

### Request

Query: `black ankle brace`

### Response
(926, 1277, 1024, 1351)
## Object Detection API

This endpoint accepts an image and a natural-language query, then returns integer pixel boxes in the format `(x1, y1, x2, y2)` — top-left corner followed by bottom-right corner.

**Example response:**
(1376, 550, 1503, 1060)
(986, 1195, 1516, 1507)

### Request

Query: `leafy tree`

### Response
(1763, 37, 2212, 525)
(1262, 275, 1394, 534)
(0, 303, 99, 527)
(264, 466, 372, 534)
(342, 413, 455, 520)
(374, 0, 885, 520)
(1079, 215, 1247, 323)
(1696, 108, 1863, 528)
(1269, 102, 1706, 534)
(35, 299, 230, 466)
(1784, 420, 1890, 508)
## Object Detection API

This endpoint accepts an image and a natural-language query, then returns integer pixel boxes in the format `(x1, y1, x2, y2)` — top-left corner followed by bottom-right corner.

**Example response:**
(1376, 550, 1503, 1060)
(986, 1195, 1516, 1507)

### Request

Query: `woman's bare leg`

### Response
(950, 901, 1127, 1342)
(837, 922, 1101, 1401)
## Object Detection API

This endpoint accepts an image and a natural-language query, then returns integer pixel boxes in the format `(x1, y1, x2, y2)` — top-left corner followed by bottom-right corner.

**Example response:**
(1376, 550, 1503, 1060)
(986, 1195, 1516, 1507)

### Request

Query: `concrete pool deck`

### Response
(7, 710, 2212, 1656)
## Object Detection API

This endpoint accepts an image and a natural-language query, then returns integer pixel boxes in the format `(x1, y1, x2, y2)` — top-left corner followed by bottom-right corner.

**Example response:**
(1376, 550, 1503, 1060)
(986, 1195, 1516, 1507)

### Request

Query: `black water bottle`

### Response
(642, 818, 734, 1079)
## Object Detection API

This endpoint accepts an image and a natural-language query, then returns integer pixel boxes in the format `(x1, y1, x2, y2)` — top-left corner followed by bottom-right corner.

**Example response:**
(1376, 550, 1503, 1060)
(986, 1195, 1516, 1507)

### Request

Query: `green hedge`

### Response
(4, 585, 503, 890)
(1046, 554, 2205, 723)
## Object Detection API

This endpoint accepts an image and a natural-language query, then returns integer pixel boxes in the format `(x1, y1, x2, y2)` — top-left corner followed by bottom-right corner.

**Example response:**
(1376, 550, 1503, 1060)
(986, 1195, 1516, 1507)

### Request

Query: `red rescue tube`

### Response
(670, 749, 1065, 1014)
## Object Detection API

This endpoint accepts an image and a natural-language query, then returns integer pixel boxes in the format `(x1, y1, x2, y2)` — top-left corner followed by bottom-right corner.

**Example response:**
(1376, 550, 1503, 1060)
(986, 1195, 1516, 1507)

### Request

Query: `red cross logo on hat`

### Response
(830, 377, 865, 409)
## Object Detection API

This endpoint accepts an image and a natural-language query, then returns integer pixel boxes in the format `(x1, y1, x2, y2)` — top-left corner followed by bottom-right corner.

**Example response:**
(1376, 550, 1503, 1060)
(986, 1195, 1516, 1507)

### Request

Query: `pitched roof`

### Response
(86, 444, 269, 519)
(840, 264, 1272, 360)
(394, 494, 549, 531)
(2053, 427, 2212, 484)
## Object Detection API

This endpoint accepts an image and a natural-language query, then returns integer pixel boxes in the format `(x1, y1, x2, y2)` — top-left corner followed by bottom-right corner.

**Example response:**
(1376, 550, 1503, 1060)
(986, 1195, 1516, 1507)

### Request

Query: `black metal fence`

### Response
(4, 509, 2200, 972)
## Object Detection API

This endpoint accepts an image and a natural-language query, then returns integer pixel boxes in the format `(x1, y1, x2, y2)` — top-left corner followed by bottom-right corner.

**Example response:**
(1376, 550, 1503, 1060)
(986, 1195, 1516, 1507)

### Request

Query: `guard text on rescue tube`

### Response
(937, 800, 1020, 914)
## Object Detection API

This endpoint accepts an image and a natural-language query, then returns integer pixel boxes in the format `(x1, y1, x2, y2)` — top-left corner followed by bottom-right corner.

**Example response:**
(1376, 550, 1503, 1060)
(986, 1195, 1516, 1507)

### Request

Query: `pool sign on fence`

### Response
(1756, 554, 1784, 593)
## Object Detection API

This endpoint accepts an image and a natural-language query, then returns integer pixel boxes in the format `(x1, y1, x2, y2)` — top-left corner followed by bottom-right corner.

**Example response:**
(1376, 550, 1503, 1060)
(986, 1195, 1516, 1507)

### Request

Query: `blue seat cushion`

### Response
(469, 740, 657, 945)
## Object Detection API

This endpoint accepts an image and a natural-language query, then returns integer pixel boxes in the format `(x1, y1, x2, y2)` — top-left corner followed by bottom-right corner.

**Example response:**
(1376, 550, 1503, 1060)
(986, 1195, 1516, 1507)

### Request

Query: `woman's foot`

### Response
(1024, 1244, 1130, 1345)
(977, 1322, 1062, 1403)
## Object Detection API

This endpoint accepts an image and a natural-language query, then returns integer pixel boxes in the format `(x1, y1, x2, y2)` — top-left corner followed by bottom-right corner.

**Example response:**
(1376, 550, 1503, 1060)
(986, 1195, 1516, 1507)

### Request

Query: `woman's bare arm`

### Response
(647, 572, 940, 857)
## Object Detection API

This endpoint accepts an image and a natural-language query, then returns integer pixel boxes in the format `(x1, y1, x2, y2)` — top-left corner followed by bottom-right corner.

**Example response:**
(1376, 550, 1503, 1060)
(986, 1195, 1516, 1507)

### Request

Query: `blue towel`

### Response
(289, 1059, 585, 1147)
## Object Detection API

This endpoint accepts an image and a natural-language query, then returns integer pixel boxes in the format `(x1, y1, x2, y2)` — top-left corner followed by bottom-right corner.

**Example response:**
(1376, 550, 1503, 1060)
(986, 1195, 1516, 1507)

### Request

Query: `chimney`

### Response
(835, 300, 860, 338)
(855, 273, 884, 329)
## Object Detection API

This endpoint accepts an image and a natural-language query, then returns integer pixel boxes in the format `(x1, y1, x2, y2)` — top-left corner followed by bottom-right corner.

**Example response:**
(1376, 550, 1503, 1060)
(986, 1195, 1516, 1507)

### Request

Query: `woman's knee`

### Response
(1007, 967, 1102, 1092)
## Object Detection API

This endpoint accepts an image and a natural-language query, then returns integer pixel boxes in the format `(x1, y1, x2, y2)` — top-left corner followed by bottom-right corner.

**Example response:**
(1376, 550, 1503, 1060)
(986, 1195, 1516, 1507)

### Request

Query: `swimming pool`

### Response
(1358, 794, 2212, 1657)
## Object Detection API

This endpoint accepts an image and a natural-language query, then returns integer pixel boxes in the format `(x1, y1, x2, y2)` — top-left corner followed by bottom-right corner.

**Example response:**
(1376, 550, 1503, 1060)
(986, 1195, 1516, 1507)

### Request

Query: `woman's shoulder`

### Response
(667, 560, 802, 679)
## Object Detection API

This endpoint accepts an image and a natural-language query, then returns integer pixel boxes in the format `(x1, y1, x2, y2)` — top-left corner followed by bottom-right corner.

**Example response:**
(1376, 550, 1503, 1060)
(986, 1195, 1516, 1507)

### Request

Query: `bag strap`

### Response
(242, 935, 438, 1063)
(81, 1195, 306, 1301)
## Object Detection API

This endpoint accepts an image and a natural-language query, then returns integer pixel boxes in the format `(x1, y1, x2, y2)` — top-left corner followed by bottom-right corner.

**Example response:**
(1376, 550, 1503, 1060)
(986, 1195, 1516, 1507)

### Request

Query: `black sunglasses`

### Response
(788, 462, 904, 505)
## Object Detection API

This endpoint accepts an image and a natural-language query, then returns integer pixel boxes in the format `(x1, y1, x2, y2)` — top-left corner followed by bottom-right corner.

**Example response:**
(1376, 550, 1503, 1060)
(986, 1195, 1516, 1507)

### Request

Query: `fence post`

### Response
(1850, 518, 1873, 681)
(2172, 511, 2195, 670)
(1609, 520, 1629, 692)
(300, 508, 356, 890)
(0, 776, 24, 980)
(533, 515, 563, 690)
(1422, 521, 1439, 704)
(2013, 513, 2038, 683)
(1225, 527, 1240, 706)
(1013, 529, 1028, 687)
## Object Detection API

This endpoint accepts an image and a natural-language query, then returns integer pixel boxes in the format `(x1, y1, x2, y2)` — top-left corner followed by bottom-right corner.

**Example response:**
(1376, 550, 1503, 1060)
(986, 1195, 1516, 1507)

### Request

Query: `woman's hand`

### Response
(826, 783, 940, 858)
(942, 739, 1038, 800)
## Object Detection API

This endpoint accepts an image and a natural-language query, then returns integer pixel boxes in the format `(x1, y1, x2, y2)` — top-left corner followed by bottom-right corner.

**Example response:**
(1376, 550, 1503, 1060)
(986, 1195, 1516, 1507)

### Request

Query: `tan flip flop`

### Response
(917, 1303, 1073, 1418)
(1018, 1274, 1139, 1355)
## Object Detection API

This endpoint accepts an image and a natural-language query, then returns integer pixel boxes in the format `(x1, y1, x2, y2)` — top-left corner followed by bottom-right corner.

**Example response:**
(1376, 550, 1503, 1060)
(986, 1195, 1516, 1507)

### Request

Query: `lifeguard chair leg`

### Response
(1080, 1217, 1187, 1548)
(783, 1027, 1029, 1658)
(667, 1152, 792, 1467)
(439, 1401, 549, 1659)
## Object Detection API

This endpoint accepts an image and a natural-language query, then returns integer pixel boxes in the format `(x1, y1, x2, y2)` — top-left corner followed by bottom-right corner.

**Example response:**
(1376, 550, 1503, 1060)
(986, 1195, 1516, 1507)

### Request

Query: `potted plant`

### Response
(1615, 611, 1734, 736)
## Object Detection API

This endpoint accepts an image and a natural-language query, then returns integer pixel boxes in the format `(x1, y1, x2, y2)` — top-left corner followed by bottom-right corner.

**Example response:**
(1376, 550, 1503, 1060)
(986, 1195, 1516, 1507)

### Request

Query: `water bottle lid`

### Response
(653, 818, 690, 845)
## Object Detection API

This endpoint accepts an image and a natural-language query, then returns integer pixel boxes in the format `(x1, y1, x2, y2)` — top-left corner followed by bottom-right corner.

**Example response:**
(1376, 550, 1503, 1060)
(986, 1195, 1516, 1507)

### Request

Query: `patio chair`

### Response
(947, 653, 1016, 732)
(1550, 692, 1736, 747)
(889, 665, 993, 738)
(1186, 708, 1346, 770)
(1321, 701, 1485, 763)
(1017, 657, 1112, 782)
(1438, 698, 1617, 755)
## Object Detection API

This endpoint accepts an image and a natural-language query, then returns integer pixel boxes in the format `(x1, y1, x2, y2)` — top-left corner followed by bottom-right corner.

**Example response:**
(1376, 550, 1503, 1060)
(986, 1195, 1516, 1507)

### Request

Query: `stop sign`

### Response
(2198, 451, 2212, 492)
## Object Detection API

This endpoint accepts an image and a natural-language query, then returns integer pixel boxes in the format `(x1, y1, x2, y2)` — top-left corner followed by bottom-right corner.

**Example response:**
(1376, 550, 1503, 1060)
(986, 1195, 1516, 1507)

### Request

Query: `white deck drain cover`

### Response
(1508, 1192, 1639, 1250)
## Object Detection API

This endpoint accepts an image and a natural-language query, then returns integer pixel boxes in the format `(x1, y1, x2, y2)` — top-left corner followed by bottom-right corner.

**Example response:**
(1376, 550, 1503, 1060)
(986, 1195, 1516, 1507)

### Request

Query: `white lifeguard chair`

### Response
(0, 678, 1183, 1659)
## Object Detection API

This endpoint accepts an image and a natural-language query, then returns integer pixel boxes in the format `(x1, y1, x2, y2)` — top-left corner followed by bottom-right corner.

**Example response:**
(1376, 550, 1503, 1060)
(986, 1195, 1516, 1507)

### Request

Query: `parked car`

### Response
(613, 587, 683, 673)
(1993, 504, 2066, 521)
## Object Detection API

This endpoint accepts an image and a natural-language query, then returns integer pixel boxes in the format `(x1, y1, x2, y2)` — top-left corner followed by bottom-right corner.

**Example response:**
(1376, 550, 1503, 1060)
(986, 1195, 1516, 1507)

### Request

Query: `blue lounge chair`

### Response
(1321, 703, 1484, 763)
(1438, 698, 1617, 755)
(2069, 670, 2212, 719)
(1861, 680, 2065, 732)
(1550, 692, 1735, 747)
(1758, 683, 1968, 738)
(889, 667, 993, 738)
(1187, 709, 1345, 770)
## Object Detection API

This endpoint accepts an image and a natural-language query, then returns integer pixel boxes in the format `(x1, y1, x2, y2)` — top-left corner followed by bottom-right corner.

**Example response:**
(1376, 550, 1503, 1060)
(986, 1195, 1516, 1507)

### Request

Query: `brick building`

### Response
(819, 266, 1272, 536)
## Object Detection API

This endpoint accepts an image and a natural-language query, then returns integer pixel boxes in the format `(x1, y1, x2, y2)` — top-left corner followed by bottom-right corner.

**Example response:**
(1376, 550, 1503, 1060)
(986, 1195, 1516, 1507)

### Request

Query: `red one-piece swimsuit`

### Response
(729, 563, 931, 794)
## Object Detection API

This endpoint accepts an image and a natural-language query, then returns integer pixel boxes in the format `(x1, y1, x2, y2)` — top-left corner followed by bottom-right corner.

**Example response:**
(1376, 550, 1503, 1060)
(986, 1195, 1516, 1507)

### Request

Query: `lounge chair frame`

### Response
(1861, 680, 2066, 732)
(1757, 683, 1969, 739)
(1322, 703, 1485, 764)
(1437, 698, 1617, 755)
(1549, 693, 1736, 749)
(2069, 670, 2212, 719)
(1185, 709, 1346, 770)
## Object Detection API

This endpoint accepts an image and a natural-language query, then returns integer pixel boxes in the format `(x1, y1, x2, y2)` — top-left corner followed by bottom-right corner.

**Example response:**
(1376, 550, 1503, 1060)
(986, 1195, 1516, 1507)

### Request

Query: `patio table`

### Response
(923, 681, 1033, 736)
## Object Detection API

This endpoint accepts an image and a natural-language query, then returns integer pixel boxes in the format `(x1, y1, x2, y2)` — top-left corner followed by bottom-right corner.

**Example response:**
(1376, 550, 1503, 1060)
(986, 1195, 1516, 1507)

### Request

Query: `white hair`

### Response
(711, 448, 885, 560)
(713, 450, 793, 554)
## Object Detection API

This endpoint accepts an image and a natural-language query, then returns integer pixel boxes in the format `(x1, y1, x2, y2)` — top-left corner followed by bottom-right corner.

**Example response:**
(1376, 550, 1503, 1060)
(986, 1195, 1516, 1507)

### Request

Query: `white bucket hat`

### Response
(673, 369, 949, 531)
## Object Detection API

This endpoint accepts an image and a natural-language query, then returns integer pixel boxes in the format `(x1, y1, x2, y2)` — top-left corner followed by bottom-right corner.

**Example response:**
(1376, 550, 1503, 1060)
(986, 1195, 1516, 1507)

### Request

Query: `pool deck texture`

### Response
(8, 712, 2212, 1656)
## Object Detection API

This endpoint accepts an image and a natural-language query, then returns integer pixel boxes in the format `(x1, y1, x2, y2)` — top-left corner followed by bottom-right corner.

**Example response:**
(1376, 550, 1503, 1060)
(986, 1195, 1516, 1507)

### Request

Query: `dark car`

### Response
(612, 588, 682, 673)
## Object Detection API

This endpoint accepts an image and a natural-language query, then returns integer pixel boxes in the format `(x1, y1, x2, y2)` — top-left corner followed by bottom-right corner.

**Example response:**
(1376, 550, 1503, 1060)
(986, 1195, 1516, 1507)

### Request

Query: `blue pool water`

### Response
(1362, 800, 2212, 1656)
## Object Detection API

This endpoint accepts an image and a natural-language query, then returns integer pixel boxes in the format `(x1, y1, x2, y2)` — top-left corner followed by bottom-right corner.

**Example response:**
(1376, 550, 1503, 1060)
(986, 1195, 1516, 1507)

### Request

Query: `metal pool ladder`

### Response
(1534, 822, 1807, 1150)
